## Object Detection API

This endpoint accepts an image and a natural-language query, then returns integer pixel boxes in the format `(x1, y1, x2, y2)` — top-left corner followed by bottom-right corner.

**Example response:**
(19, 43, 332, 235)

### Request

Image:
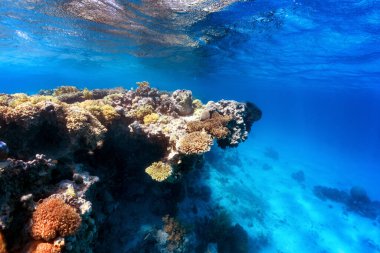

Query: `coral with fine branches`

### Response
(177, 131, 213, 155)
(187, 112, 232, 139)
(31, 198, 82, 241)
(145, 162, 173, 182)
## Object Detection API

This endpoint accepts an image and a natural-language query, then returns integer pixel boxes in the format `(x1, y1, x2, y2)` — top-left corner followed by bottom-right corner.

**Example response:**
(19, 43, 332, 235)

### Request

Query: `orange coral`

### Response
(187, 112, 232, 139)
(0, 231, 7, 253)
(162, 215, 186, 252)
(177, 131, 213, 155)
(31, 198, 81, 241)
(24, 240, 63, 253)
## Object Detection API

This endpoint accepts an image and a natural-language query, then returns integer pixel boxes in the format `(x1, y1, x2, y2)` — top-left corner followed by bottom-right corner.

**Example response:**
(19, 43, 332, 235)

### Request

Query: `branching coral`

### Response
(65, 106, 106, 148)
(143, 113, 159, 125)
(53, 86, 80, 96)
(145, 162, 173, 182)
(187, 112, 232, 139)
(162, 215, 186, 252)
(31, 198, 82, 241)
(177, 131, 213, 155)
(77, 100, 119, 125)
(131, 104, 154, 120)
(0, 231, 7, 253)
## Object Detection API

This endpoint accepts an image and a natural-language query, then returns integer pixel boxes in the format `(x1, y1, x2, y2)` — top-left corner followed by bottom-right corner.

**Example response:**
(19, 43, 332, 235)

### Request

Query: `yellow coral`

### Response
(77, 100, 118, 125)
(136, 81, 150, 88)
(192, 99, 203, 109)
(131, 104, 154, 120)
(8, 93, 30, 107)
(65, 106, 106, 148)
(65, 185, 76, 198)
(29, 96, 60, 105)
(53, 86, 79, 96)
(145, 162, 173, 182)
(143, 113, 159, 125)
(82, 88, 93, 99)
(0, 95, 9, 106)
(177, 131, 213, 155)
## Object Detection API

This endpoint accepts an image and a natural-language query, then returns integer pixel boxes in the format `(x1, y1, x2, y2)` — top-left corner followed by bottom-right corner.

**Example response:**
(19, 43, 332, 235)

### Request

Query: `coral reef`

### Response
(161, 215, 187, 252)
(0, 83, 261, 253)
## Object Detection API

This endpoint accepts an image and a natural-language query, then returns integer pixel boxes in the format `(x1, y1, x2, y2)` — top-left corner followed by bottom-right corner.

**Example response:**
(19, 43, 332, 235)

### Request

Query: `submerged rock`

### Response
(314, 185, 380, 220)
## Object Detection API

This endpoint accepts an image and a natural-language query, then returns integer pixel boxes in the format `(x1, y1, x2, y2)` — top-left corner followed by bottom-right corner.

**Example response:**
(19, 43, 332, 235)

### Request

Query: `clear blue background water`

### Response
(0, 0, 379, 200)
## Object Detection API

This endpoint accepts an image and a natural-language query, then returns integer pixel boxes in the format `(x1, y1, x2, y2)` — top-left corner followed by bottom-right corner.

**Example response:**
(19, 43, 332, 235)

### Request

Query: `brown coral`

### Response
(31, 198, 81, 241)
(145, 162, 173, 182)
(187, 111, 232, 139)
(0, 231, 7, 253)
(177, 131, 213, 155)
(162, 215, 186, 252)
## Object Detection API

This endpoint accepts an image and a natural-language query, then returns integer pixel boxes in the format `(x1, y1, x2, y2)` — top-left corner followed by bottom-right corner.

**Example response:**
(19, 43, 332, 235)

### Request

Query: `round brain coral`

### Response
(177, 131, 213, 155)
(145, 162, 173, 182)
(31, 198, 82, 241)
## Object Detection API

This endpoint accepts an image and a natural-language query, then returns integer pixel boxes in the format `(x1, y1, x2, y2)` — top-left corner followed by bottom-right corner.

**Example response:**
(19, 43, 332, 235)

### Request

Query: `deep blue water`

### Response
(1, 0, 380, 252)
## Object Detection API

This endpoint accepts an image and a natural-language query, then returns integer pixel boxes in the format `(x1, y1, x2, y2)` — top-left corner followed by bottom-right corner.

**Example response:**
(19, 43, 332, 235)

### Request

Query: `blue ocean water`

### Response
(1, 0, 380, 252)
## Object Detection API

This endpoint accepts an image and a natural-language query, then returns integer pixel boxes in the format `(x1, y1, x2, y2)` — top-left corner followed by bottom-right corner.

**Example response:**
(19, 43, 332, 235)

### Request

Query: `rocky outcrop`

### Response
(0, 83, 261, 253)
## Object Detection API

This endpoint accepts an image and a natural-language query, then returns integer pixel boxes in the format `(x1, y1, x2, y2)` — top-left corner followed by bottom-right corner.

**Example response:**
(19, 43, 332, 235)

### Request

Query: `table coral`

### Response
(145, 162, 173, 182)
(31, 198, 82, 241)
(177, 131, 213, 155)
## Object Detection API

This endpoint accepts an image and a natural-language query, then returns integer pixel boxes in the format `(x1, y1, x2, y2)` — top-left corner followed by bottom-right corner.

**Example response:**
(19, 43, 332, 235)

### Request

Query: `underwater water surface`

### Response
(1, 0, 380, 252)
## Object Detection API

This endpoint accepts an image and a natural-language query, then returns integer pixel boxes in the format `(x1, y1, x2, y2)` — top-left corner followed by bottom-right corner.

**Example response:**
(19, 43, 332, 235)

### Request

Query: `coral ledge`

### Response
(0, 83, 261, 253)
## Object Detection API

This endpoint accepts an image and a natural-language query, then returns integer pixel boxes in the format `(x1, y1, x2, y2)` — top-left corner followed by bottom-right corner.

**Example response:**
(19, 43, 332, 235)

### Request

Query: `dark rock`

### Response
(313, 186, 349, 203)
(291, 170, 305, 183)
(217, 224, 249, 253)
(264, 147, 279, 161)
(0, 141, 9, 161)
(350, 186, 370, 204)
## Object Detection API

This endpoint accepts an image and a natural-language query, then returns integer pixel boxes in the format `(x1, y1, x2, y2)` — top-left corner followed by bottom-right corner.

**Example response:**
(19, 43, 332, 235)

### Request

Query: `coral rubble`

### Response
(0, 83, 261, 252)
